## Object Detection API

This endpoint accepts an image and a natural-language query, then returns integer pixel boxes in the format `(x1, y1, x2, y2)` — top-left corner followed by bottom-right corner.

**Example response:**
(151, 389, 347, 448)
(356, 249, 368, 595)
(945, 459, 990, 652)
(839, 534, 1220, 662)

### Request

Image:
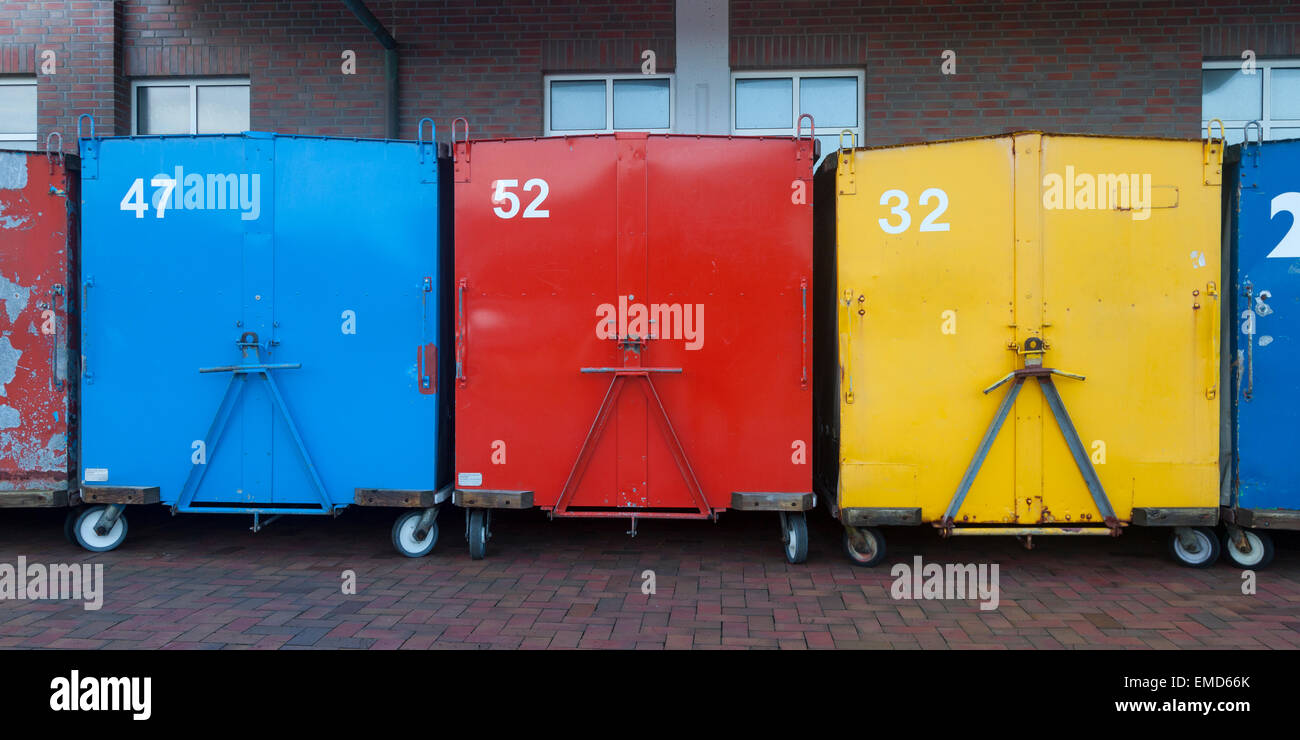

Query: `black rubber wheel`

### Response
(391, 511, 438, 558)
(73, 505, 128, 553)
(63, 507, 81, 544)
(468, 509, 488, 560)
(842, 526, 887, 567)
(1221, 528, 1274, 569)
(1168, 526, 1220, 568)
(783, 512, 809, 564)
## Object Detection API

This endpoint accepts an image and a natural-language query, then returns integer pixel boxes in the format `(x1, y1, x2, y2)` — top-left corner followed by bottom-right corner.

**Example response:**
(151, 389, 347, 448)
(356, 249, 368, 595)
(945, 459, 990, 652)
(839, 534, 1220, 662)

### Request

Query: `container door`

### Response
(454, 136, 622, 509)
(79, 137, 248, 504)
(644, 136, 813, 511)
(1039, 136, 1220, 521)
(837, 138, 1018, 523)
(269, 137, 441, 506)
(1235, 141, 1300, 511)
(0, 151, 73, 494)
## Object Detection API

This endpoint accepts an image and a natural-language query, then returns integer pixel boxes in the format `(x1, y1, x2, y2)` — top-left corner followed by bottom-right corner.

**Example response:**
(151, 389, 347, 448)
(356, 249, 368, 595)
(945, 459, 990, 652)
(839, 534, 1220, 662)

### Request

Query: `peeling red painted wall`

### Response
(0, 149, 75, 492)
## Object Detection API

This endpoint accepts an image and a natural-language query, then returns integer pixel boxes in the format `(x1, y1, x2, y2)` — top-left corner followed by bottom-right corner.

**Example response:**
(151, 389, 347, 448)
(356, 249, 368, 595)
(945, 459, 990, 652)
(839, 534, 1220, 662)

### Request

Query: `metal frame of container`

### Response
(0, 140, 80, 536)
(1220, 129, 1300, 569)
(72, 115, 453, 555)
(815, 130, 1226, 567)
(450, 120, 817, 562)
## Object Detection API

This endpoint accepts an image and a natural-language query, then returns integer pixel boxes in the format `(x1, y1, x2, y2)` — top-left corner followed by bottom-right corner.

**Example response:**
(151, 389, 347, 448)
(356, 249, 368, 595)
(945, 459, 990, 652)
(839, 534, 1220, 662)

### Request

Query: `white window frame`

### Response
(0, 77, 38, 149)
(131, 77, 251, 135)
(1202, 59, 1300, 141)
(543, 73, 675, 136)
(730, 69, 865, 148)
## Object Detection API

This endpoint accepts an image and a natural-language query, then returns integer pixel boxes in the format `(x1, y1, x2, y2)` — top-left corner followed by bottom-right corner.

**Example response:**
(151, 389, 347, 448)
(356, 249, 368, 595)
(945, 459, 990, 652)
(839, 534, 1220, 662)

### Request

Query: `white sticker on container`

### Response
(457, 472, 483, 487)
(84, 468, 108, 482)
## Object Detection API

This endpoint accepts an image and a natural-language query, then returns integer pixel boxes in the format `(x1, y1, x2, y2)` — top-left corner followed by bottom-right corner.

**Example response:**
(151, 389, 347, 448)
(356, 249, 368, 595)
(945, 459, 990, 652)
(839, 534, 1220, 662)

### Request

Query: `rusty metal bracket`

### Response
(553, 368, 711, 520)
(176, 343, 330, 514)
(940, 355, 1119, 535)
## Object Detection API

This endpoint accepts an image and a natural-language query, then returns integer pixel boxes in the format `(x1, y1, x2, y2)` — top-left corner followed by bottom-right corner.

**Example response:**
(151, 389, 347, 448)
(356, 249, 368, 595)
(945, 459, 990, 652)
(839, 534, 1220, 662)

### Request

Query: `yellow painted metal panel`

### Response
(831, 133, 1221, 529)
(835, 137, 1017, 524)
(1039, 137, 1221, 519)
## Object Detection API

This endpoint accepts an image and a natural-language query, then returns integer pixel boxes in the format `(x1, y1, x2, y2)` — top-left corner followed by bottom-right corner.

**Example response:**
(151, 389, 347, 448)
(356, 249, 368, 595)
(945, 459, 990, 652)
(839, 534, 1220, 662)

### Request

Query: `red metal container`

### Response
(0, 146, 78, 515)
(451, 128, 816, 562)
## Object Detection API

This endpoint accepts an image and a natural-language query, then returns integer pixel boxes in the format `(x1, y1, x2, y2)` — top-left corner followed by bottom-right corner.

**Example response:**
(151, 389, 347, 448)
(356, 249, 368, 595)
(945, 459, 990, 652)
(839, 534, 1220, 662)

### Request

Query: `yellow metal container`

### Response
(813, 132, 1224, 566)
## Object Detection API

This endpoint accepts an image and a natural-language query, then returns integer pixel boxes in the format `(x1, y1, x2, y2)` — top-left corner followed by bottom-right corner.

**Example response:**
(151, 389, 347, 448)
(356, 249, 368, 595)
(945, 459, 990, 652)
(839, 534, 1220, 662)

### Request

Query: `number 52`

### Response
(492, 178, 550, 219)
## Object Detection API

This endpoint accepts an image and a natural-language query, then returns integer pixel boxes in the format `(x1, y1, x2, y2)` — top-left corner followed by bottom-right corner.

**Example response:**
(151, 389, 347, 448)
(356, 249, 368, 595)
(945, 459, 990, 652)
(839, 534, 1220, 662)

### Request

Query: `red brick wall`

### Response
(731, 0, 1300, 145)
(1, 1, 121, 143)
(2, 1, 1298, 150)
(2, 0, 675, 147)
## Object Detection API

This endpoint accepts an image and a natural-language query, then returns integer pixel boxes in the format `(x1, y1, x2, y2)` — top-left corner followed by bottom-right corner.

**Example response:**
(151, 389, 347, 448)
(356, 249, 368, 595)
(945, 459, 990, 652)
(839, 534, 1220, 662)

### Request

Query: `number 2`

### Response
(1266, 192, 1300, 258)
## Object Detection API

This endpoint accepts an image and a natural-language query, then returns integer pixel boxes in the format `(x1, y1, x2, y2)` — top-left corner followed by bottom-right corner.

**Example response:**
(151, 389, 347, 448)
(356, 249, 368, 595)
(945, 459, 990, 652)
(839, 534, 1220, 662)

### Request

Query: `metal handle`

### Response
(800, 278, 809, 389)
(1243, 284, 1254, 400)
(797, 113, 815, 141)
(1207, 281, 1220, 400)
(49, 285, 64, 391)
(455, 278, 467, 386)
(417, 117, 436, 163)
(837, 129, 858, 151)
(1244, 120, 1263, 167)
(1204, 118, 1225, 166)
(77, 114, 95, 140)
(45, 132, 64, 174)
(451, 117, 470, 162)
(81, 276, 93, 384)
(199, 363, 302, 374)
(840, 289, 854, 404)
(420, 275, 433, 391)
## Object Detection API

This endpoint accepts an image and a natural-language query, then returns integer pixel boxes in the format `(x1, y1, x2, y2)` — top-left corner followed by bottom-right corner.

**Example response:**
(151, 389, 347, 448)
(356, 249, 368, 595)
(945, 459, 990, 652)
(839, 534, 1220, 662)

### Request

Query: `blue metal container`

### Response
(73, 116, 451, 556)
(1223, 132, 1300, 568)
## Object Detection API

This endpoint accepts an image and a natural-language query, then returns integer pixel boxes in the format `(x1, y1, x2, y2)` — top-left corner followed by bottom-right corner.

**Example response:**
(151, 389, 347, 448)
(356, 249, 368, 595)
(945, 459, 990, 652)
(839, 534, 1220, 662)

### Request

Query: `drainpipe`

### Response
(342, 0, 399, 139)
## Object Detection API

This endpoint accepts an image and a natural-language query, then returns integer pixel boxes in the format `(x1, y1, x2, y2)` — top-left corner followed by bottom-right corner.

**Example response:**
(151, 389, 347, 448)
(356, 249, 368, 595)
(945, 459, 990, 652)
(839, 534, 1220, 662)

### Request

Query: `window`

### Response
(731, 70, 864, 164)
(1202, 60, 1300, 143)
(0, 77, 37, 151)
(132, 79, 250, 135)
(543, 74, 674, 135)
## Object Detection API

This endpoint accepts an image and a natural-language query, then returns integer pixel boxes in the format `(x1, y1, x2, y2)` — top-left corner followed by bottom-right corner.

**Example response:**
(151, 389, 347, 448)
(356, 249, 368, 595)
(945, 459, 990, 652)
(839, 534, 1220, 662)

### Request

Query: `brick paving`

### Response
(1, 505, 1297, 649)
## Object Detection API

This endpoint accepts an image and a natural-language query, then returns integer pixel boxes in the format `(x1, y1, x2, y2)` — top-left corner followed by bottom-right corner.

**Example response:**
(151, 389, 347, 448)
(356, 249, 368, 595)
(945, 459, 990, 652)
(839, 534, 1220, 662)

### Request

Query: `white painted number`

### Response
(492, 179, 520, 218)
(878, 189, 910, 234)
(1265, 192, 1300, 258)
(121, 176, 179, 219)
(918, 188, 950, 231)
(120, 178, 147, 218)
(151, 177, 176, 219)
(493, 178, 551, 219)
(878, 187, 951, 234)
(522, 178, 550, 218)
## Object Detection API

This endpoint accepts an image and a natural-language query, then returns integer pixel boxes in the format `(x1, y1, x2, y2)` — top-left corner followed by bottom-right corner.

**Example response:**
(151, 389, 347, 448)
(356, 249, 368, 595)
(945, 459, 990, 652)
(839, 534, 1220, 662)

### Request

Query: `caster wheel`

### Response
(843, 526, 887, 567)
(74, 505, 127, 553)
(63, 507, 81, 545)
(1169, 526, 1220, 568)
(467, 509, 488, 560)
(391, 511, 438, 558)
(782, 512, 808, 564)
(1222, 528, 1274, 569)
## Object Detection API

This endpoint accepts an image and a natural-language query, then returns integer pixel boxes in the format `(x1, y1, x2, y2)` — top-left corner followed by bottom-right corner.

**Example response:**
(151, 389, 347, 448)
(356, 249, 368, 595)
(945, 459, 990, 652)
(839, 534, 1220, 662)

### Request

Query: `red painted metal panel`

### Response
(0, 149, 77, 496)
(454, 134, 812, 517)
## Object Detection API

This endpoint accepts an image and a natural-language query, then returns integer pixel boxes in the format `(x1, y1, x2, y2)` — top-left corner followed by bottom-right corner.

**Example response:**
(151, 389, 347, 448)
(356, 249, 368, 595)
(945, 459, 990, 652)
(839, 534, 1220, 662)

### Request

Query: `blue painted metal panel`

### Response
(77, 131, 446, 514)
(1229, 137, 1300, 514)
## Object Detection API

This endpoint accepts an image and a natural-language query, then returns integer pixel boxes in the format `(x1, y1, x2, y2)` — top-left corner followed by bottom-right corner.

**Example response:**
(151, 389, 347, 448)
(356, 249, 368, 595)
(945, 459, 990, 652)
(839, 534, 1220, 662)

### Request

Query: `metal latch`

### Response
(1203, 119, 1224, 186)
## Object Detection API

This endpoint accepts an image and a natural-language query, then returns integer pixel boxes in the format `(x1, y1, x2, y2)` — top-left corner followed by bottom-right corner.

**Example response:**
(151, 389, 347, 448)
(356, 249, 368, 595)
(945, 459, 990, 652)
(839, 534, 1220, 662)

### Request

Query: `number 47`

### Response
(120, 177, 177, 219)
